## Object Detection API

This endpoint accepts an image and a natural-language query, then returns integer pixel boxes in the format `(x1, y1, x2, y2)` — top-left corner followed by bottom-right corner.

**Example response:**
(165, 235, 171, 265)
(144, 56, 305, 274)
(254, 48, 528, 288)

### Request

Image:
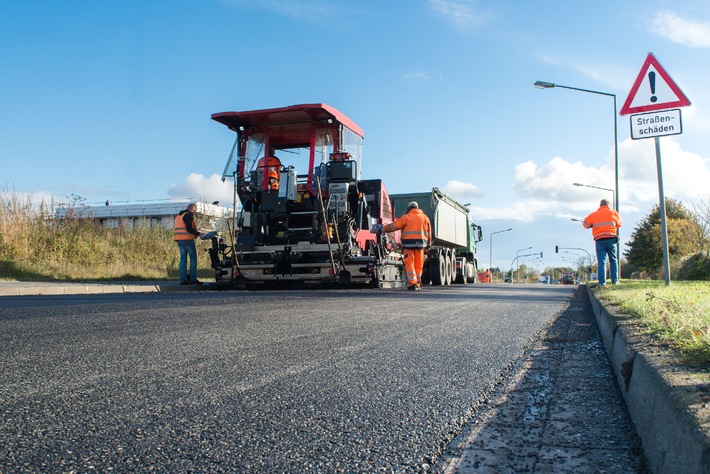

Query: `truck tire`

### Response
(456, 257, 467, 284)
(430, 250, 445, 286)
(449, 249, 457, 285)
(443, 249, 453, 286)
(466, 263, 476, 283)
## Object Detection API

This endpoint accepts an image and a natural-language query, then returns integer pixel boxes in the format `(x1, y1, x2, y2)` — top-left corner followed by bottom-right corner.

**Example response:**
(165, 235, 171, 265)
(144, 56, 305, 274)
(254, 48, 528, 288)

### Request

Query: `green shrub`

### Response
(678, 252, 710, 281)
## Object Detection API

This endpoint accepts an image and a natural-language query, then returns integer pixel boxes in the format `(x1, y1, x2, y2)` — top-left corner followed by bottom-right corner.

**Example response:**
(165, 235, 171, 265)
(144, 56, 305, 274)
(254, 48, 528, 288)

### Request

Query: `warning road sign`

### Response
(619, 53, 691, 116)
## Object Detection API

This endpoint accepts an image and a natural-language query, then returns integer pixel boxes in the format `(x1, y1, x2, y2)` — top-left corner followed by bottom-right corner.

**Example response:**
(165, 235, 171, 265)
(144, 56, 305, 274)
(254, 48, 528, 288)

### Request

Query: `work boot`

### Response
(408, 284, 417, 291)
(193, 279, 203, 285)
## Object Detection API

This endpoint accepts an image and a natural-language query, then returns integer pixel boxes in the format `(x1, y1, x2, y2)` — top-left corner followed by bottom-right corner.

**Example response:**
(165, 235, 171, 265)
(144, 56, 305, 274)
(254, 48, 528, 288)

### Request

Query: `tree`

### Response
(689, 194, 710, 253)
(624, 198, 704, 272)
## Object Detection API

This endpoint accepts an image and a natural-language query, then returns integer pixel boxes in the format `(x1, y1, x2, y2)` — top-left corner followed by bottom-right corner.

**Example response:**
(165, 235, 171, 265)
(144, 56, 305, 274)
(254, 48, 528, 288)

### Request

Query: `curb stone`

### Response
(586, 285, 710, 474)
(0, 281, 215, 297)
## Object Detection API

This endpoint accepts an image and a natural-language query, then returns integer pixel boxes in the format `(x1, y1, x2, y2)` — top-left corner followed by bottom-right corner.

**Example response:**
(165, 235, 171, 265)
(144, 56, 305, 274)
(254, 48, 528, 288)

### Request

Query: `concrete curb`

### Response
(586, 285, 710, 474)
(0, 282, 216, 297)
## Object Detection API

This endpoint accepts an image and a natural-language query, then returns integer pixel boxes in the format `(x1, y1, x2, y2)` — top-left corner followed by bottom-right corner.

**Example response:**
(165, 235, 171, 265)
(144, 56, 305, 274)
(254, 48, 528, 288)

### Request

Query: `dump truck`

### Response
(207, 103, 405, 288)
(390, 189, 483, 285)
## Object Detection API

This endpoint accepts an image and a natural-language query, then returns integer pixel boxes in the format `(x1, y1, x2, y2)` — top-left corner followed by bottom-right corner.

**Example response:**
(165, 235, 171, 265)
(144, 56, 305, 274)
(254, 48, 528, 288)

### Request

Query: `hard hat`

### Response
(407, 201, 419, 210)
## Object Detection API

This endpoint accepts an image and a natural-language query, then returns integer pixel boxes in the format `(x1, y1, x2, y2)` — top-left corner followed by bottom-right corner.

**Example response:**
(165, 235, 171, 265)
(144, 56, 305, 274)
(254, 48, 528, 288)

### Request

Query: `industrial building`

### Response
(54, 199, 232, 230)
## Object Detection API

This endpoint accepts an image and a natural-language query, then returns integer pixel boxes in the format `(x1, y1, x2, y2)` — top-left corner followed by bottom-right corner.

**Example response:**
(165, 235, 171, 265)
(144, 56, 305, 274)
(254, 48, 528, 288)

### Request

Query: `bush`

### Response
(677, 252, 710, 281)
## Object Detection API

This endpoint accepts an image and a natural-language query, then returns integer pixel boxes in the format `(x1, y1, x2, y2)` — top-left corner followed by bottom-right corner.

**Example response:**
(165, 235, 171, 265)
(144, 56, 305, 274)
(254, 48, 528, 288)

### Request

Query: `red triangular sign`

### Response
(619, 53, 691, 115)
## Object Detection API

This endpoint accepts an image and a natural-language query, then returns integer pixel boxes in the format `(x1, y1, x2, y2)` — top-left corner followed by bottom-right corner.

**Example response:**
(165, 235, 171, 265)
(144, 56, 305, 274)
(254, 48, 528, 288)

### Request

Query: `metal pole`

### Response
(613, 94, 621, 278)
(489, 228, 512, 280)
(488, 234, 493, 271)
(655, 137, 671, 285)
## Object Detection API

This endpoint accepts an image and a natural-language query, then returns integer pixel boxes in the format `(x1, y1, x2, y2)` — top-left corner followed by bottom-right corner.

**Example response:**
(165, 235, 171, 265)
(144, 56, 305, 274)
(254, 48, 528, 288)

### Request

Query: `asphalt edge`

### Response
(0, 283, 210, 297)
(586, 284, 710, 474)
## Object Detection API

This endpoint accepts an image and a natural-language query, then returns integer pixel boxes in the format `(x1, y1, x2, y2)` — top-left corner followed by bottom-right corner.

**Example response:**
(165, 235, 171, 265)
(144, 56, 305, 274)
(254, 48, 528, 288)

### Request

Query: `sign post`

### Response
(620, 53, 691, 286)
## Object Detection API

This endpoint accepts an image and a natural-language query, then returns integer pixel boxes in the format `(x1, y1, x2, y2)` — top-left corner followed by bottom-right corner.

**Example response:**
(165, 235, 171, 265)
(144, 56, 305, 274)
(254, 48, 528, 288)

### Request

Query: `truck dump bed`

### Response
(390, 188, 469, 248)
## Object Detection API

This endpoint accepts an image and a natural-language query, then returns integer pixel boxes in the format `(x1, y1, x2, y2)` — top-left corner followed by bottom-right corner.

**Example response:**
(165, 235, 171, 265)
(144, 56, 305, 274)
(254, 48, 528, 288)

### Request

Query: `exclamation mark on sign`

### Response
(649, 71, 657, 103)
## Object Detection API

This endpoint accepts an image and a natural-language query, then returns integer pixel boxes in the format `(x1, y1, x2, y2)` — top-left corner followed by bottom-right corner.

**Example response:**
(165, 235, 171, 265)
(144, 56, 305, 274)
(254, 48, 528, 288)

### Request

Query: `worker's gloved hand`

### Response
(370, 224, 383, 234)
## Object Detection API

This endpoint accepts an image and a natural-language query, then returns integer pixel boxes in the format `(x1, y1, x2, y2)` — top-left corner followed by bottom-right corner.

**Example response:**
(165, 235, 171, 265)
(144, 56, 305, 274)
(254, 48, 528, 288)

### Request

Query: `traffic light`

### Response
(555, 245, 559, 253)
(540, 252, 543, 258)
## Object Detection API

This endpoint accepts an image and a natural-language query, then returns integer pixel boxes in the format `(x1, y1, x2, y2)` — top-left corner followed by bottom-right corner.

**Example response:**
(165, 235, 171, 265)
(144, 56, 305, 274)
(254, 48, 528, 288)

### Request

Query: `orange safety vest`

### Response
(257, 156, 282, 190)
(173, 213, 197, 241)
(583, 205, 622, 241)
(383, 208, 432, 249)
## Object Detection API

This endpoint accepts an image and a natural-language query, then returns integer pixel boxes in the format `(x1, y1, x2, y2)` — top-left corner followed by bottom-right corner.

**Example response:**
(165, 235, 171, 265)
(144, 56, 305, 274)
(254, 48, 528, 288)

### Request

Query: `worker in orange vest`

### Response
(484, 268, 492, 283)
(374, 201, 432, 291)
(173, 203, 203, 285)
(583, 199, 623, 287)
(257, 148, 282, 190)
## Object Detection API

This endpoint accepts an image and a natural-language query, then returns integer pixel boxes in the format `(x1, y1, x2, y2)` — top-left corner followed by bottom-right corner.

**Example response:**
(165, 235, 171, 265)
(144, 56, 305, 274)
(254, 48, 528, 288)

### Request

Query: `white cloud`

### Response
(404, 71, 435, 83)
(0, 187, 57, 211)
(168, 173, 235, 206)
(442, 180, 482, 201)
(472, 137, 710, 222)
(427, 0, 493, 29)
(513, 157, 612, 201)
(619, 137, 710, 202)
(470, 200, 550, 222)
(652, 10, 710, 48)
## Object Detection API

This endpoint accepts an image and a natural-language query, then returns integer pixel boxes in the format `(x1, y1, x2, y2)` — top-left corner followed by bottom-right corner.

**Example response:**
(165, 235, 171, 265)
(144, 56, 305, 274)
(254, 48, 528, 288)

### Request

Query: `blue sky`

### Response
(3, 0, 710, 271)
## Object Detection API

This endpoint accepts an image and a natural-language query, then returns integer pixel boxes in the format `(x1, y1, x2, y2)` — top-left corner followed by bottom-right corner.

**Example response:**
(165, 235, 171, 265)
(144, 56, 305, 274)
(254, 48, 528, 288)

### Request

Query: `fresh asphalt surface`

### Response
(0, 284, 646, 472)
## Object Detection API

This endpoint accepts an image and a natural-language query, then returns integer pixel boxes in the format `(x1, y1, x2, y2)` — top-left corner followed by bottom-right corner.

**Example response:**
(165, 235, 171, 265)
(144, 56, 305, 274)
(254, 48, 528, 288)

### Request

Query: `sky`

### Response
(3, 0, 710, 272)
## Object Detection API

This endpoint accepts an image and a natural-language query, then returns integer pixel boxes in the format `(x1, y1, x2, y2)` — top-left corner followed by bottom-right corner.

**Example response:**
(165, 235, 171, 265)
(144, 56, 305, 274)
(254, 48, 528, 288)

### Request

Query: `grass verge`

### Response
(592, 281, 710, 367)
(0, 189, 213, 282)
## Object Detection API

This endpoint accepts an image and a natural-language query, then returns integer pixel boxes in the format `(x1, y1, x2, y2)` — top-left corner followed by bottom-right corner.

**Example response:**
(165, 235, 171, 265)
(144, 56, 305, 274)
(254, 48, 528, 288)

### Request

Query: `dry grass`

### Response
(593, 280, 710, 366)
(0, 189, 212, 281)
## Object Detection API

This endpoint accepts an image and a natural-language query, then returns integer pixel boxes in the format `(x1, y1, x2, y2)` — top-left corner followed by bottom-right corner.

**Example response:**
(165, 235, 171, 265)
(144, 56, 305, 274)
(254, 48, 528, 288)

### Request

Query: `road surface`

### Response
(0, 284, 645, 472)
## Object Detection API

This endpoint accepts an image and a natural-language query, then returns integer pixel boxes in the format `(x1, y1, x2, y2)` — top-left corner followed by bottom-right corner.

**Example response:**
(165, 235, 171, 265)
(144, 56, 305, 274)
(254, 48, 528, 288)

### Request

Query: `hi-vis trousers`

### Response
(404, 248, 425, 287)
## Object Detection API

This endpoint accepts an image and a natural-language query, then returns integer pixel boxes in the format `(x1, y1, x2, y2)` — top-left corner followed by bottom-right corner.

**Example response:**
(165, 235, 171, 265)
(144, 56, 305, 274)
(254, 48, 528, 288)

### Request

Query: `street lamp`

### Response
(573, 182, 615, 209)
(516, 246, 532, 283)
(534, 81, 619, 220)
(489, 228, 513, 277)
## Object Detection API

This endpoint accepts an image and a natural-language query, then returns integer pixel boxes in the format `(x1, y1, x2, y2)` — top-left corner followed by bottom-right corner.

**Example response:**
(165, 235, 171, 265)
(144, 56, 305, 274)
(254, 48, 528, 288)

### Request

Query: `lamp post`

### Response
(489, 228, 513, 280)
(516, 246, 532, 283)
(536, 81, 620, 277)
(573, 182, 615, 209)
(534, 81, 619, 219)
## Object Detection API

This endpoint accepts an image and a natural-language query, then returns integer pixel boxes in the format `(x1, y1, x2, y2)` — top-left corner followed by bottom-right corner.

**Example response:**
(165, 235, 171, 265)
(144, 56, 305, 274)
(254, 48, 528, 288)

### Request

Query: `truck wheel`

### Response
(449, 249, 456, 285)
(430, 250, 445, 286)
(444, 249, 452, 285)
(467, 264, 476, 283)
(456, 257, 467, 284)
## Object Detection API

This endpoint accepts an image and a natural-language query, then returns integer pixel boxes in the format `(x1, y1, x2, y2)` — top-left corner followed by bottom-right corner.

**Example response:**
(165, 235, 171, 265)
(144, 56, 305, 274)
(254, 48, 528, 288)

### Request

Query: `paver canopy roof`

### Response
(211, 103, 364, 148)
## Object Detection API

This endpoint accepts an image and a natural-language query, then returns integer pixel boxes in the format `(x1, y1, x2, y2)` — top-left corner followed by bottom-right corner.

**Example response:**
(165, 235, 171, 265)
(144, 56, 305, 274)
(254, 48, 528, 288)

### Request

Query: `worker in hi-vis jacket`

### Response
(583, 199, 623, 287)
(257, 148, 282, 190)
(372, 201, 432, 291)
